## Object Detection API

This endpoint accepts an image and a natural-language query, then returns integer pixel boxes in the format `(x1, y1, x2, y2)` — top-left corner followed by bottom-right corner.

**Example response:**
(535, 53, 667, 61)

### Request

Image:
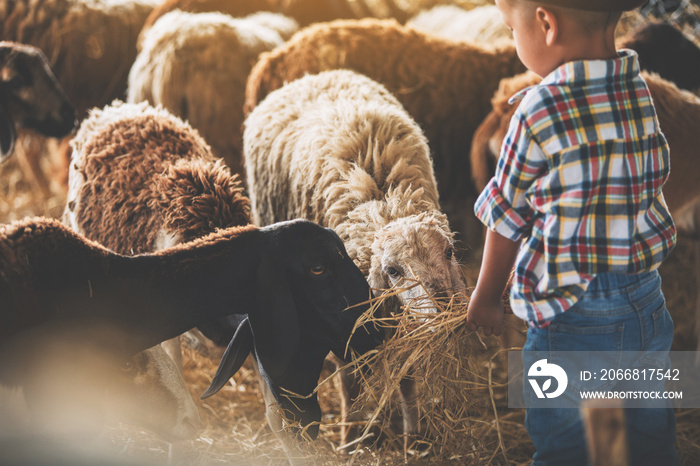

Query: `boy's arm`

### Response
(466, 228, 521, 337)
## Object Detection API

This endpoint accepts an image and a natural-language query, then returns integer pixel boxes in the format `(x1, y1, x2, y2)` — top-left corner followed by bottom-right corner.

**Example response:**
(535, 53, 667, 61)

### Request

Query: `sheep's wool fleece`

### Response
(244, 70, 449, 275)
(67, 100, 249, 255)
(128, 10, 298, 174)
(244, 19, 526, 242)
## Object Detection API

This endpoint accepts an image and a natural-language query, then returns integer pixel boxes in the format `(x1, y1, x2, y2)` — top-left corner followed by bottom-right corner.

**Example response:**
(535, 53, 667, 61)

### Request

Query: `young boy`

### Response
(465, 0, 679, 464)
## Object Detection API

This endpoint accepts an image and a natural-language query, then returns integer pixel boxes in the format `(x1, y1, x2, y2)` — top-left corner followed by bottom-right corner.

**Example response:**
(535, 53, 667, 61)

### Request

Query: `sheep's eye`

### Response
(310, 265, 325, 276)
(386, 266, 401, 278)
(446, 248, 454, 260)
(121, 361, 134, 372)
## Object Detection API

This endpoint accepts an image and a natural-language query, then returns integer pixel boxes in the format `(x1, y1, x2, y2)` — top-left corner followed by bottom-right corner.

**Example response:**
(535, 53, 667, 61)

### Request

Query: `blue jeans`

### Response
(522, 270, 679, 466)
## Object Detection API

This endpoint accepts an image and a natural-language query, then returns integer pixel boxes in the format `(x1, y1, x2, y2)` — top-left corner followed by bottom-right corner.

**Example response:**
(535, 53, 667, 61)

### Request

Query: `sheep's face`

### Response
(0, 43, 77, 141)
(106, 345, 200, 442)
(369, 214, 468, 317)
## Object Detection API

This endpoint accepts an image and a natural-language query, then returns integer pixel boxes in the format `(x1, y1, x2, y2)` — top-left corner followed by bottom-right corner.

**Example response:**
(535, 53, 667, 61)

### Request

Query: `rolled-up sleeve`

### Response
(474, 109, 548, 242)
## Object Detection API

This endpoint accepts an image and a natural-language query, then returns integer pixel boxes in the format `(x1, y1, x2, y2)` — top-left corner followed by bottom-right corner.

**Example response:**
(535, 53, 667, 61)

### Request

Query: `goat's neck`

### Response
(4, 226, 262, 357)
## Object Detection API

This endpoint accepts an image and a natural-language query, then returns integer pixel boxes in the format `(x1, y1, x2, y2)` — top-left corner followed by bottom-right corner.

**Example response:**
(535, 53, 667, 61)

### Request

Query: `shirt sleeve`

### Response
(474, 109, 548, 242)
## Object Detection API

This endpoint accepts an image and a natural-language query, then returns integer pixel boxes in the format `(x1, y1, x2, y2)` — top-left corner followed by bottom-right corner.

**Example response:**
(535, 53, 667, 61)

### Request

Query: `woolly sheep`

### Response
(0, 41, 76, 162)
(244, 69, 468, 448)
(0, 216, 381, 457)
(64, 99, 251, 368)
(127, 10, 299, 175)
(244, 18, 526, 245)
(406, 4, 512, 44)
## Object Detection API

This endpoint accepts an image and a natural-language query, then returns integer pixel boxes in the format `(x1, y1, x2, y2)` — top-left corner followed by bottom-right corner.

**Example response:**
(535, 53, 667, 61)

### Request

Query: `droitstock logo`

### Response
(528, 359, 568, 399)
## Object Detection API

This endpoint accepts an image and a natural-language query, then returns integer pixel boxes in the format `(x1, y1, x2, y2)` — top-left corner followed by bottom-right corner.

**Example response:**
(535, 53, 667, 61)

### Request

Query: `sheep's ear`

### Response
(248, 250, 300, 382)
(0, 101, 15, 162)
(201, 317, 253, 399)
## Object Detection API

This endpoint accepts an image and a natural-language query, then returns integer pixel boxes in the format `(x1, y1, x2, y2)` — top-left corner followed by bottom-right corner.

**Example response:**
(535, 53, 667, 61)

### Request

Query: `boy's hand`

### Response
(466, 292, 505, 337)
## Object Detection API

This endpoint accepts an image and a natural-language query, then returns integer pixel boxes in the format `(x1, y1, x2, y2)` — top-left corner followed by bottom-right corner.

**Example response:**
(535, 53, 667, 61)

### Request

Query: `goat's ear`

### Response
(0, 101, 15, 162)
(201, 317, 253, 399)
(248, 250, 300, 382)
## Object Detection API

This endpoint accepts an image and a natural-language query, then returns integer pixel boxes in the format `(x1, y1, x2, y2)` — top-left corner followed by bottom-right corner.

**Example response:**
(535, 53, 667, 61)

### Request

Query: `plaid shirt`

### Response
(475, 50, 676, 327)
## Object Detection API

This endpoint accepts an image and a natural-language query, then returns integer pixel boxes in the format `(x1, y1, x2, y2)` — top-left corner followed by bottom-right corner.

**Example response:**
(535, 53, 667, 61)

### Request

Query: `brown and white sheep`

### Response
(64, 100, 250, 255)
(244, 69, 468, 450)
(64, 99, 251, 367)
(244, 18, 526, 246)
(1, 215, 382, 461)
(127, 10, 298, 175)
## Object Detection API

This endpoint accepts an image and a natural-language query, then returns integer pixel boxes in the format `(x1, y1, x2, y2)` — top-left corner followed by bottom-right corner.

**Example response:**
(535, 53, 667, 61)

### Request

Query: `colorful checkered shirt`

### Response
(475, 50, 676, 327)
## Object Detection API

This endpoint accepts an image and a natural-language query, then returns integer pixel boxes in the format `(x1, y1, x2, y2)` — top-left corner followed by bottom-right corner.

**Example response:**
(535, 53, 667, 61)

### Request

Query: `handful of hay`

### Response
(336, 282, 516, 463)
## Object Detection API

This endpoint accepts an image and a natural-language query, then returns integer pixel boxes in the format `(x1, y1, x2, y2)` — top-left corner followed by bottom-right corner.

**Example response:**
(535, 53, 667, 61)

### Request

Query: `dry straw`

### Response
(329, 280, 532, 465)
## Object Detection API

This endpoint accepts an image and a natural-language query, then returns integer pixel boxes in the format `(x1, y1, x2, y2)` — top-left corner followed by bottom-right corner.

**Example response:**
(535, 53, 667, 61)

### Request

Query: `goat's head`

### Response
(369, 213, 468, 317)
(0, 42, 77, 161)
(203, 219, 382, 438)
(106, 345, 200, 443)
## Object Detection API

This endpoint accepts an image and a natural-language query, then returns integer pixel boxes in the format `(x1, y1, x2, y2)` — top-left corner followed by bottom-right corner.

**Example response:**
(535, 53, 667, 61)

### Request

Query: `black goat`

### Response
(0, 217, 382, 448)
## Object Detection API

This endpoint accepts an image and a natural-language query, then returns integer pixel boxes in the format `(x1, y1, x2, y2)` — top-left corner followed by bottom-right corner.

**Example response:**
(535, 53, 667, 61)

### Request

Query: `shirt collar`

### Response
(508, 49, 641, 104)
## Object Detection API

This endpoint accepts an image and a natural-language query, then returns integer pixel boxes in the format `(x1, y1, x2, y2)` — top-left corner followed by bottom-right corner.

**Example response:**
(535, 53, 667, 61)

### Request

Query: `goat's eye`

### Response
(121, 361, 134, 372)
(310, 265, 325, 276)
(386, 266, 401, 278)
(446, 248, 454, 260)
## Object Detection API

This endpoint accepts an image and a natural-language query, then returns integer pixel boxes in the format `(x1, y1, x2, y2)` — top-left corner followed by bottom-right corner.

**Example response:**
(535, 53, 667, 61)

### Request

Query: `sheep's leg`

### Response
(398, 377, 423, 454)
(335, 360, 364, 451)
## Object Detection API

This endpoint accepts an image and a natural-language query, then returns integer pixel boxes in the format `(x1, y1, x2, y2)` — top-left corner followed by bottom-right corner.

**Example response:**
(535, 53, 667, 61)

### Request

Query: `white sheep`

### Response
(127, 10, 299, 175)
(406, 4, 513, 45)
(244, 69, 468, 449)
(244, 18, 527, 246)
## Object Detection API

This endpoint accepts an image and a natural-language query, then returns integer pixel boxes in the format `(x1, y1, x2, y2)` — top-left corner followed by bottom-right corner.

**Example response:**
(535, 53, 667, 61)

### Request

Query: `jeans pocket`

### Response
(650, 304, 674, 352)
(549, 321, 624, 394)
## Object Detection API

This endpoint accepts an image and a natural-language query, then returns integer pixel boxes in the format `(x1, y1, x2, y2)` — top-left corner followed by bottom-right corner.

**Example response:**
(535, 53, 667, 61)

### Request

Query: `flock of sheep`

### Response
(1, 0, 700, 464)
